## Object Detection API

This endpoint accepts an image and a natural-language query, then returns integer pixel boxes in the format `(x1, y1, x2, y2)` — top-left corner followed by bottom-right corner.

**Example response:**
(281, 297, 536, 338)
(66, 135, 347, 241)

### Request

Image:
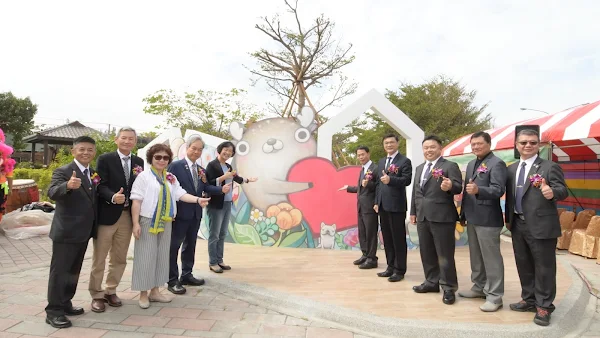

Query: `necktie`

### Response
(421, 162, 432, 187)
(192, 163, 199, 191)
(122, 156, 130, 184)
(83, 168, 91, 185)
(515, 162, 527, 214)
(385, 157, 392, 170)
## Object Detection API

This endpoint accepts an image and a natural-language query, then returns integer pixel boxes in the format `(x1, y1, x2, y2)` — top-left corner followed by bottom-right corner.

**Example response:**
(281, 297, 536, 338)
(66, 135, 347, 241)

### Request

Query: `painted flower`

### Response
(343, 228, 359, 247)
(529, 173, 543, 188)
(132, 165, 143, 175)
(364, 170, 373, 181)
(90, 172, 101, 185)
(432, 168, 444, 180)
(388, 164, 399, 174)
(250, 209, 264, 223)
(476, 163, 489, 174)
(166, 172, 176, 184)
(266, 202, 303, 230)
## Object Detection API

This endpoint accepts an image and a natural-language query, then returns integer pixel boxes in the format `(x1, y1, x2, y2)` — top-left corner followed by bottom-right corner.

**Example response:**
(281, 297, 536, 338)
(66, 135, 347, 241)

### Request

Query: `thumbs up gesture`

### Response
(113, 187, 126, 204)
(541, 178, 554, 200)
(380, 170, 390, 185)
(67, 170, 82, 190)
(466, 178, 479, 195)
(440, 177, 452, 191)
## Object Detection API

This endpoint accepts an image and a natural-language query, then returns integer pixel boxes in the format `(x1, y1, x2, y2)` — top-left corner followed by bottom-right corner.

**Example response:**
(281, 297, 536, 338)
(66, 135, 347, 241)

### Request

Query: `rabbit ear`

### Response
(229, 122, 244, 141)
(296, 107, 314, 128)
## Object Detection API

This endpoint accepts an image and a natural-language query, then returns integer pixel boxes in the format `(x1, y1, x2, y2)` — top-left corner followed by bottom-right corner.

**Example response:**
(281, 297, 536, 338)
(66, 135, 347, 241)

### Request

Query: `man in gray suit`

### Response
(410, 135, 463, 305)
(340, 146, 378, 269)
(505, 129, 568, 326)
(459, 131, 507, 312)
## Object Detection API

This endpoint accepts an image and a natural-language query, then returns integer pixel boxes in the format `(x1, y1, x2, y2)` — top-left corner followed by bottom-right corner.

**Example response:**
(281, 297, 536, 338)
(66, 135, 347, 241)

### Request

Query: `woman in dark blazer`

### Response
(205, 141, 257, 273)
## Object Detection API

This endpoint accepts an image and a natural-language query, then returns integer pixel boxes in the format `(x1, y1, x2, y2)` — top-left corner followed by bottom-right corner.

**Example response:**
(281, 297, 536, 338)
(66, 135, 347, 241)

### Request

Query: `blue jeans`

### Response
(207, 202, 231, 265)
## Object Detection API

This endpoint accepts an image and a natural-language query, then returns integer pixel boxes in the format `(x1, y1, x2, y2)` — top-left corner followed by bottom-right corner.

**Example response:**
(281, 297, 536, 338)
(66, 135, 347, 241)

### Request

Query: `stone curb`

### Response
(200, 256, 592, 338)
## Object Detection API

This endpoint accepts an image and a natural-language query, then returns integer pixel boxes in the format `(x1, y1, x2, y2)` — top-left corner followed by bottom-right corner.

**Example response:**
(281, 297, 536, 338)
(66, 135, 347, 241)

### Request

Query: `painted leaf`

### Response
(279, 229, 307, 248)
(232, 223, 262, 246)
(235, 201, 251, 225)
(263, 237, 276, 246)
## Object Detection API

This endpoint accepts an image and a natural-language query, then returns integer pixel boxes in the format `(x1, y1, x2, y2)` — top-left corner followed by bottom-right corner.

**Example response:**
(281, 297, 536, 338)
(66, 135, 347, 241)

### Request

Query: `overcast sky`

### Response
(1, 0, 599, 135)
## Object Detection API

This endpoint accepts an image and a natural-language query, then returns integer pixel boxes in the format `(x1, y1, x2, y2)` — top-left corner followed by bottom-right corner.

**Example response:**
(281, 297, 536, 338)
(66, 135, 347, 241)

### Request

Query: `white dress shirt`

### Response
(185, 156, 199, 179)
(73, 159, 91, 183)
(362, 160, 372, 175)
(420, 156, 441, 186)
(130, 169, 188, 218)
(385, 151, 399, 169)
(516, 154, 538, 188)
(117, 149, 132, 173)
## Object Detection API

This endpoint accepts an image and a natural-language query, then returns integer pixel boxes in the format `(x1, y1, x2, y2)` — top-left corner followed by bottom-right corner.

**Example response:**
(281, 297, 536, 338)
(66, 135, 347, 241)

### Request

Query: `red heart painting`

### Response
(287, 157, 361, 237)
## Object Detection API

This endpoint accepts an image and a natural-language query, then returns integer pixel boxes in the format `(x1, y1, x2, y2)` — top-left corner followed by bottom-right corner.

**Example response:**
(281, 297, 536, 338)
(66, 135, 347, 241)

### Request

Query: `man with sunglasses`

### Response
(458, 131, 507, 313)
(505, 129, 567, 326)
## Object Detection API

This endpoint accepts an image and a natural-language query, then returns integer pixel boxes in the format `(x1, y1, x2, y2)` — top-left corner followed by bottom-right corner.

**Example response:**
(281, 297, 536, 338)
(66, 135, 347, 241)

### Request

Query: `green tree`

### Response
(344, 75, 493, 163)
(0, 92, 38, 150)
(137, 131, 158, 148)
(142, 88, 263, 139)
(248, 0, 356, 124)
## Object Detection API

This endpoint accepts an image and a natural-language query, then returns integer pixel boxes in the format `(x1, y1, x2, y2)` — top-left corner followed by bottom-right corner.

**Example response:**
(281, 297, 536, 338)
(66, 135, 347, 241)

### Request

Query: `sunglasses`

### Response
(153, 155, 171, 161)
(517, 141, 539, 146)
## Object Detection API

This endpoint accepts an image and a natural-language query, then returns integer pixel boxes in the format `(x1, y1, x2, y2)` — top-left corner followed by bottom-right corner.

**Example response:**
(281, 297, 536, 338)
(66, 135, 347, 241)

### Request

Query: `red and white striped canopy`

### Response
(443, 100, 600, 161)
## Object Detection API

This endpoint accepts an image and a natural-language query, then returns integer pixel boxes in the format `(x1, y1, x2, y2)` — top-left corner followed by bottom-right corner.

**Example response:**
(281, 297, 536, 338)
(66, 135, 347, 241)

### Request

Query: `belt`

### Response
(515, 213, 525, 221)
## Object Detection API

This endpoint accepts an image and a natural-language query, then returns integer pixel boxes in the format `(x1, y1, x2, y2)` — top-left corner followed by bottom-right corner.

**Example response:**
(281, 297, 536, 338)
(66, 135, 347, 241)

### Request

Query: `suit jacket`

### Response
(96, 151, 144, 226)
(347, 162, 378, 214)
(505, 156, 568, 239)
(460, 152, 507, 227)
(48, 162, 98, 243)
(168, 159, 223, 220)
(410, 157, 463, 223)
(374, 153, 413, 213)
(205, 159, 245, 210)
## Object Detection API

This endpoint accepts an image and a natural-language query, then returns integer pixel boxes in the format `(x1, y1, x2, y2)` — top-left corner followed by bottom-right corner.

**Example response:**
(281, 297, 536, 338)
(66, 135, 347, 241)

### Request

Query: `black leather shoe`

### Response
(534, 308, 551, 326)
(443, 291, 456, 305)
(181, 276, 205, 286)
(46, 315, 72, 328)
(65, 306, 84, 316)
(413, 283, 440, 293)
(218, 263, 231, 270)
(377, 269, 393, 277)
(353, 256, 367, 265)
(359, 260, 377, 269)
(509, 300, 536, 312)
(387, 273, 404, 282)
(168, 281, 187, 294)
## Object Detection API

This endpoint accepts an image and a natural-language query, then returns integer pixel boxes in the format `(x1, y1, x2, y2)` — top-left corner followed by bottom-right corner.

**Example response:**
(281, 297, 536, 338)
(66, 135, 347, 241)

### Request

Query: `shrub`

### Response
(12, 168, 53, 201)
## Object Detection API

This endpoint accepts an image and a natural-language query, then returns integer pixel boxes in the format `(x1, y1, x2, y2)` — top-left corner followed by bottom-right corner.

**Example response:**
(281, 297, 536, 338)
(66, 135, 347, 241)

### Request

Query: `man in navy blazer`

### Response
(167, 135, 229, 294)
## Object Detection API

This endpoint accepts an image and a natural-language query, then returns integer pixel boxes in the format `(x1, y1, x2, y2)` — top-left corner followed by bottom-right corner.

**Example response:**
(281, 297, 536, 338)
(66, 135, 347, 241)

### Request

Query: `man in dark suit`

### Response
(205, 141, 257, 273)
(45, 136, 98, 328)
(505, 129, 568, 326)
(373, 133, 412, 282)
(458, 131, 507, 312)
(89, 127, 144, 313)
(167, 135, 230, 294)
(410, 135, 463, 305)
(339, 145, 378, 269)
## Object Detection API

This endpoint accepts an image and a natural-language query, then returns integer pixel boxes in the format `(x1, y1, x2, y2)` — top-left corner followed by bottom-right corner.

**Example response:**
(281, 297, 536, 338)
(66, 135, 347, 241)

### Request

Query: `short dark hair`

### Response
(470, 131, 491, 144)
(422, 135, 443, 146)
(217, 141, 236, 157)
(146, 143, 173, 164)
(73, 136, 96, 146)
(516, 129, 540, 141)
(382, 133, 399, 142)
(356, 145, 370, 153)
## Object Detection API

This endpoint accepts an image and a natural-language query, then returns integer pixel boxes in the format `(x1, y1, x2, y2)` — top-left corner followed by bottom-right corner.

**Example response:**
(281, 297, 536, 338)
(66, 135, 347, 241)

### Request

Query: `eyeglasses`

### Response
(517, 141, 539, 146)
(153, 155, 171, 161)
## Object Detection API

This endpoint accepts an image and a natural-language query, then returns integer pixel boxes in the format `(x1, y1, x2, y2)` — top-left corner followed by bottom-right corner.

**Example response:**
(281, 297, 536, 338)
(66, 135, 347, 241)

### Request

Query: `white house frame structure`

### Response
(317, 89, 425, 214)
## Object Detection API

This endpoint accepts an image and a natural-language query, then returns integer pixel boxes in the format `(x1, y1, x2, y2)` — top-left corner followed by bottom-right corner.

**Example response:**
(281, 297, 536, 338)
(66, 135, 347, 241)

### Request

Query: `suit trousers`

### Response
(169, 217, 202, 284)
(466, 224, 504, 304)
(46, 241, 89, 317)
(417, 219, 458, 291)
(89, 211, 133, 299)
(511, 217, 557, 312)
(379, 208, 407, 275)
(358, 211, 379, 260)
